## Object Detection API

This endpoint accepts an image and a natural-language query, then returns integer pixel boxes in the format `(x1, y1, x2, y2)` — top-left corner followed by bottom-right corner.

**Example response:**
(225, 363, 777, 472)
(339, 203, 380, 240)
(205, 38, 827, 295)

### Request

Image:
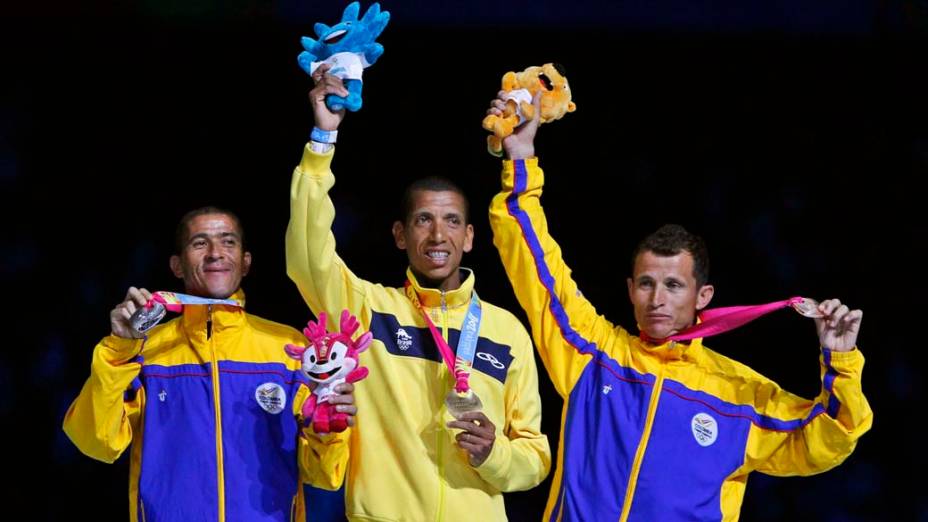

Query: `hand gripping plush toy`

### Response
(482, 63, 577, 156)
(297, 2, 390, 112)
(285, 310, 371, 433)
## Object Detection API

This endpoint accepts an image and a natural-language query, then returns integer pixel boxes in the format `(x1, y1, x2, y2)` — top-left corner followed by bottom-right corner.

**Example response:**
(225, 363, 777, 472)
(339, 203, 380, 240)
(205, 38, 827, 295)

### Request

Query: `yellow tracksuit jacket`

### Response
(488, 158, 873, 521)
(63, 290, 349, 522)
(286, 145, 551, 521)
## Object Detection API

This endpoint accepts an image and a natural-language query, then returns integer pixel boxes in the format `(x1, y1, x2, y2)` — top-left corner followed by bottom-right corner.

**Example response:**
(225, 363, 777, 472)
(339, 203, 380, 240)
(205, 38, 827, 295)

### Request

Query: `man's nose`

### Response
(205, 242, 224, 260)
(648, 287, 665, 307)
(429, 221, 446, 242)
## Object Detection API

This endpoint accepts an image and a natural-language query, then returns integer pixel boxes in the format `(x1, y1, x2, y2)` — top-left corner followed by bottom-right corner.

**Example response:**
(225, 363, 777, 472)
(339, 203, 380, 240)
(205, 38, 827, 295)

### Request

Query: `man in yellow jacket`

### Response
(286, 65, 551, 521)
(63, 207, 355, 522)
(486, 95, 872, 521)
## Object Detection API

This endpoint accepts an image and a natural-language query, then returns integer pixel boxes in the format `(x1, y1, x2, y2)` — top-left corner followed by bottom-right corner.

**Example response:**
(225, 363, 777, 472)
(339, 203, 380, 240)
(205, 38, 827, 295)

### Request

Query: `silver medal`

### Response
(130, 302, 167, 338)
(791, 297, 824, 318)
(444, 389, 483, 419)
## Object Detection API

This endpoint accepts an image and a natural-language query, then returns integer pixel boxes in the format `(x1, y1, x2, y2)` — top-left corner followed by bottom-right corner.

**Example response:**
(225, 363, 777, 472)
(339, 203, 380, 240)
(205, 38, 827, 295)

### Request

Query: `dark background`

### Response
(2, 1, 926, 520)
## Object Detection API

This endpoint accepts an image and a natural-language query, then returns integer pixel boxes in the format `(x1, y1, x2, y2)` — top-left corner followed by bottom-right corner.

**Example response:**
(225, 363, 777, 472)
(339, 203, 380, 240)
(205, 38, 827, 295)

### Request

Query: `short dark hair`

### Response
(631, 224, 710, 286)
(174, 206, 245, 255)
(399, 177, 470, 224)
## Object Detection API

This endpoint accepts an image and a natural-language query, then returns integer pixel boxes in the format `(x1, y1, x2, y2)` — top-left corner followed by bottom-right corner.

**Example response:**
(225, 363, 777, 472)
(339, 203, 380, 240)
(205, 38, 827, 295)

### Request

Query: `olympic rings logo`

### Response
(476, 352, 505, 370)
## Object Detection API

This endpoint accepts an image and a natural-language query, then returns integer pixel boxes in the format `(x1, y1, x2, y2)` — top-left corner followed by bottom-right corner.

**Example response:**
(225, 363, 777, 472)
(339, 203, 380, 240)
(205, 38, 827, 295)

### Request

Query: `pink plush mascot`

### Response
(285, 310, 371, 433)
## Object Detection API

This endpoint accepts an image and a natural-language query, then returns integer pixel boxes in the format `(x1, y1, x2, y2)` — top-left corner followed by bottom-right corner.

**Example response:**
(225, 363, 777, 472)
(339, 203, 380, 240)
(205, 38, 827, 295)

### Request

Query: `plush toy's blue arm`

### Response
(297, 51, 317, 76)
(301, 36, 322, 54)
(363, 42, 384, 65)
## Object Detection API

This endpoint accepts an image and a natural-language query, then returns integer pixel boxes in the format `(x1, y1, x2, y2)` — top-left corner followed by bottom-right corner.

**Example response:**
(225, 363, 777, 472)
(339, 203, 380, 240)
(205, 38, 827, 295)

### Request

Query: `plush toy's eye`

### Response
(330, 342, 348, 363)
(309, 354, 316, 363)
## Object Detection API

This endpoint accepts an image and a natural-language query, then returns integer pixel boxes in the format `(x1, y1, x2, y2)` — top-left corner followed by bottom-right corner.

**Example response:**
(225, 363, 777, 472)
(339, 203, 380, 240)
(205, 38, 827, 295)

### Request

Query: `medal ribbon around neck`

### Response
(405, 281, 482, 393)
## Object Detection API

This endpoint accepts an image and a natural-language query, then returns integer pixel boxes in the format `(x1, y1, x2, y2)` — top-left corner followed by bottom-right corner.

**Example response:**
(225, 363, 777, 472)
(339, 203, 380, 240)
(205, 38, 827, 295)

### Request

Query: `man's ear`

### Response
(696, 284, 715, 311)
(169, 255, 184, 279)
(392, 221, 406, 250)
(242, 252, 252, 277)
(463, 224, 474, 253)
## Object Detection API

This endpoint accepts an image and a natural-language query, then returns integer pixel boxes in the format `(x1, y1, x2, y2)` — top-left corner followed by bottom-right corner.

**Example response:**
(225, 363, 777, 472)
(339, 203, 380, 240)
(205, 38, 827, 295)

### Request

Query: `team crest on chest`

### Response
(255, 382, 287, 414)
(396, 328, 413, 351)
(691, 412, 718, 447)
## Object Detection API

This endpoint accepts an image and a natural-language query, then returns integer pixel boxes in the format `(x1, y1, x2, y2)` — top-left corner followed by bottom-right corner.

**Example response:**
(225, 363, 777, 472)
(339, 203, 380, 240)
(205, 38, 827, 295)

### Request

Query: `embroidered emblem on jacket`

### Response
(477, 351, 506, 370)
(691, 412, 718, 447)
(255, 383, 287, 414)
(396, 328, 413, 351)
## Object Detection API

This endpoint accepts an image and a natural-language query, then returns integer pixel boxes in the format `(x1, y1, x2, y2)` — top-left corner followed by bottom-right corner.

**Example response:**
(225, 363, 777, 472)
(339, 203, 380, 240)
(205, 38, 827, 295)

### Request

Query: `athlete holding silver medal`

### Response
(64, 207, 356, 522)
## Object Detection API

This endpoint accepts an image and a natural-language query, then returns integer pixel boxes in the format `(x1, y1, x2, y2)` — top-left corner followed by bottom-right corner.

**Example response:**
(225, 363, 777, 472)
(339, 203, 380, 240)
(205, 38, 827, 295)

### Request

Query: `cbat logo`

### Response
(255, 383, 287, 414)
(691, 412, 718, 447)
(396, 328, 413, 351)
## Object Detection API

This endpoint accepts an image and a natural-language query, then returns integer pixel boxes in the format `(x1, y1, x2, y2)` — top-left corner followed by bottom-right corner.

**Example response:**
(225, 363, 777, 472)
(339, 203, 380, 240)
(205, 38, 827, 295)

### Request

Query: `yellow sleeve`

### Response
(293, 385, 351, 490)
(286, 144, 372, 325)
(474, 325, 552, 491)
(745, 348, 873, 476)
(488, 158, 620, 398)
(62, 335, 144, 463)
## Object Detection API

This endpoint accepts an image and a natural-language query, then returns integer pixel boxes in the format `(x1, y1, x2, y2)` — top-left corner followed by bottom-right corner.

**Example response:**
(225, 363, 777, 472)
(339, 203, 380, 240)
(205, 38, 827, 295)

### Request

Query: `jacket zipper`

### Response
(435, 289, 449, 522)
(208, 304, 226, 522)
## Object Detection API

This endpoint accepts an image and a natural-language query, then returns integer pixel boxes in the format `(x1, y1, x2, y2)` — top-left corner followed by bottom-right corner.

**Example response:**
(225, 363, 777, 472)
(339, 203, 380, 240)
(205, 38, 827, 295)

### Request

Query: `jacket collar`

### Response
(634, 334, 704, 361)
(180, 289, 247, 345)
(404, 267, 476, 309)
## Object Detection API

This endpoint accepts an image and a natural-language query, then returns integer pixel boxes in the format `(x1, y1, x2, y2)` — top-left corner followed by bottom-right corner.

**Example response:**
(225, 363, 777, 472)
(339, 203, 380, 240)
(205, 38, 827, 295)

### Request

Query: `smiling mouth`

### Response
(308, 367, 341, 380)
(426, 251, 449, 263)
(324, 30, 347, 44)
(539, 74, 553, 90)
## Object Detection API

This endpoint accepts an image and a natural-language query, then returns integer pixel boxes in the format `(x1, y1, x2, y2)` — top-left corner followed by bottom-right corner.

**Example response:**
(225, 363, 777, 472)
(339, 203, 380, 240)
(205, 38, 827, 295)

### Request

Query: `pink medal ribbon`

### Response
(405, 281, 485, 417)
(640, 296, 822, 344)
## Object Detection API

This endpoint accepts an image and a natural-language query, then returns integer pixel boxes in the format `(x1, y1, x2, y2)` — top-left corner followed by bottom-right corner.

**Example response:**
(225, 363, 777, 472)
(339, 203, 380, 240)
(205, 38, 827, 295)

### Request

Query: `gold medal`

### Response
(444, 389, 483, 419)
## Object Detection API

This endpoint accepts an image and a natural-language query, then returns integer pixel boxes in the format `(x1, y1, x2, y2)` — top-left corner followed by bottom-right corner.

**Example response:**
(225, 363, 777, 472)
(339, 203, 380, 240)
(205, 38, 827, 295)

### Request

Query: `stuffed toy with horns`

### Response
(285, 309, 371, 433)
(297, 2, 390, 112)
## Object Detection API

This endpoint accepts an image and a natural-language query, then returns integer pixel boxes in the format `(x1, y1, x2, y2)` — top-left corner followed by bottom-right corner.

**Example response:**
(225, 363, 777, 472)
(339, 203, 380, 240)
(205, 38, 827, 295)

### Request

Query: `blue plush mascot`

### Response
(298, 2, 390, 112)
